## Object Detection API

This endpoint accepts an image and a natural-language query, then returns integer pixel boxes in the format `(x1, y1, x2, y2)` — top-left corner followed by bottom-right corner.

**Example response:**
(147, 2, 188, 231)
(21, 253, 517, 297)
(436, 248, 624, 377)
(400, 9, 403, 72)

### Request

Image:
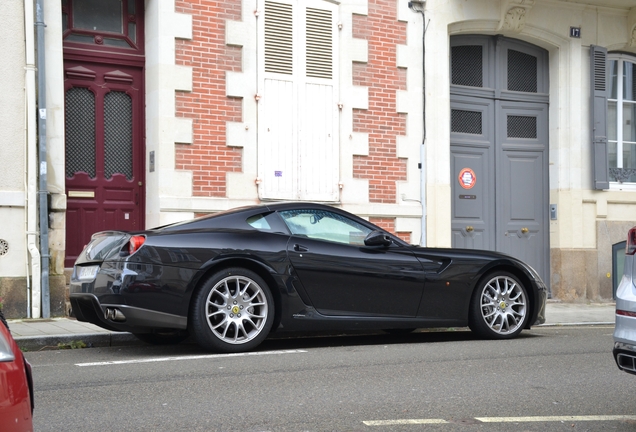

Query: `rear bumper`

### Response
(70, 293, 187, 333)
(614, 342, 636, 375)
(613, 255, 636, 374)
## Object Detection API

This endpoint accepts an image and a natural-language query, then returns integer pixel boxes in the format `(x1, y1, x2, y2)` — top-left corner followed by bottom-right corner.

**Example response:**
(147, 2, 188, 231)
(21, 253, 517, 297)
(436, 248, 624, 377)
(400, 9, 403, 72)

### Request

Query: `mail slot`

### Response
(68, 190, 95, 198)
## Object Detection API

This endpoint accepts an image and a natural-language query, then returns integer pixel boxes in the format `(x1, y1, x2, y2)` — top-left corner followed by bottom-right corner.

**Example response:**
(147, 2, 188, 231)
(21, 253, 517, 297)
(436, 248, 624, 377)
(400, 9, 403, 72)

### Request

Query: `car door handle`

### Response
(294, 244, 308, 252)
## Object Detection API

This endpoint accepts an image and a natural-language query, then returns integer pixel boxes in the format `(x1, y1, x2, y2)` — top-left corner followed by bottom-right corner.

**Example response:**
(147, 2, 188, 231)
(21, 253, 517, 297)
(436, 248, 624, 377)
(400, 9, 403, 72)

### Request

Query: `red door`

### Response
(64, 61, 145, 267)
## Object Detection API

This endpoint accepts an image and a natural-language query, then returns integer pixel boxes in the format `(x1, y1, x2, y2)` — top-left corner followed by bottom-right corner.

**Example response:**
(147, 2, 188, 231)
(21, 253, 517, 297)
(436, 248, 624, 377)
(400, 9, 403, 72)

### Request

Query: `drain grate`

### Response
(0, 239, 8, 256)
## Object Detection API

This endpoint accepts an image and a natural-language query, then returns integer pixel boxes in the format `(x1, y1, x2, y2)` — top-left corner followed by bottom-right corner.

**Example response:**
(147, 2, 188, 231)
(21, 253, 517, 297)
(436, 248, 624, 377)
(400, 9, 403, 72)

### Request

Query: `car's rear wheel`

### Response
(133, 330, 190, 345)
(469, 271, 529, 339)
(190, 268, 274, 353)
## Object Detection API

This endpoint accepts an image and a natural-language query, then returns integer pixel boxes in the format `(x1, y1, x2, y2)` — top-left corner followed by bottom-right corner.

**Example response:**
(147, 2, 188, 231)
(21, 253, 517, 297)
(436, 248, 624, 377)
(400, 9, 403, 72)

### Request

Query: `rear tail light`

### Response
(627, 227, 636, 256)
(128, 235, 146, 255)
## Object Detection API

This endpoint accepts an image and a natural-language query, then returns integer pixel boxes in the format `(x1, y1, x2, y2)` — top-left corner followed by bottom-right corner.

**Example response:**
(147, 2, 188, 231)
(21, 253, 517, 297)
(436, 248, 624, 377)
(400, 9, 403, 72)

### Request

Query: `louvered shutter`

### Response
(264, 1, 293, 75)
(259, 0, 339, 201)
(261, 0, 297, 200)
(298, 6, 338, 201)
(590, 45, 609, 190)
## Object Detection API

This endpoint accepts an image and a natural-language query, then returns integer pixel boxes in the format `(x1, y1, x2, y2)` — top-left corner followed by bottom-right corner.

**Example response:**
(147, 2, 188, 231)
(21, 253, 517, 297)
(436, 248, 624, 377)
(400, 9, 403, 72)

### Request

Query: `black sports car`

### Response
(70, 202, 547, 352)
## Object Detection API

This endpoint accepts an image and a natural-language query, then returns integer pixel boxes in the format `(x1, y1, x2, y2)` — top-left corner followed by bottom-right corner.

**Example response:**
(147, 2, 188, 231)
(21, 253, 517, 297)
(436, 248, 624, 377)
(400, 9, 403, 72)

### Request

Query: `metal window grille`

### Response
(507, 49, 537, 93)
(451, 109, 482, 135)
(507, 115, 537, 139)
(65, 87, 96, 178)
(104, 91, 133, 180)
(451, 45, 483, 87)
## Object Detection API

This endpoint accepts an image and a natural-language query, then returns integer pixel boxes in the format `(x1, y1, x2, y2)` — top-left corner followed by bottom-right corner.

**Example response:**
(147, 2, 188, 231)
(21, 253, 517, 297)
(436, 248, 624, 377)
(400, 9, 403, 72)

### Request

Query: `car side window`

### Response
(279, 209, 372, 246)
(246, 214, 272, 230)
(246, 212, 289, 234)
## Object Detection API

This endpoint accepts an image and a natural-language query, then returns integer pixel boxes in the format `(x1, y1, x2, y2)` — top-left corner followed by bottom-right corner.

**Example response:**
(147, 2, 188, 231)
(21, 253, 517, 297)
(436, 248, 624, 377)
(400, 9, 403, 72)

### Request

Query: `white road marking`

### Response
(75, 349, 308, 367)
(475, 415, 636, 423)
(364, 419, 448, 425)
(363, 415, 636, 426)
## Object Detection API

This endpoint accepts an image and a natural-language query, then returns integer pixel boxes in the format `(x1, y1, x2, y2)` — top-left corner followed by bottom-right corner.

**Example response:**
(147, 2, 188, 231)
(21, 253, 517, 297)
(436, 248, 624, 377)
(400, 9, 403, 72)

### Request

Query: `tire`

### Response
(469, 271, 529, 339)
(190, 268, 274, 353)
(134, 330, 190, 345)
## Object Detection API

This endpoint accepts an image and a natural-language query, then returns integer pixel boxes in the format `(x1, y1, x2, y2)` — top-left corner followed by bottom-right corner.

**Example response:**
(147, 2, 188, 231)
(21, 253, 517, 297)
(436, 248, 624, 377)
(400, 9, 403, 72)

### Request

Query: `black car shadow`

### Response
(123, 327, 544, 358)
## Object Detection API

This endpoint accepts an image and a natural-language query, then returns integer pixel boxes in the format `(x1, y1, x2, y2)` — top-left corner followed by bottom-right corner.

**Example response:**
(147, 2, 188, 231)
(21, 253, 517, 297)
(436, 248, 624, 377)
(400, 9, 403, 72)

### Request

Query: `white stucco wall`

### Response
(0, 3, 26, 192)
(0, 1, 27, 277)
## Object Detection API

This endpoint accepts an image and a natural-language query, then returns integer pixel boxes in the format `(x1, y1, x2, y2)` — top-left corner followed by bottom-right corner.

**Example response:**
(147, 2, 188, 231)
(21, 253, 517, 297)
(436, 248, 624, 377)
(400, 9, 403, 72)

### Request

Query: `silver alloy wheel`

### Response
(205, 275, 268, 344)
(478, 275, 527, 335)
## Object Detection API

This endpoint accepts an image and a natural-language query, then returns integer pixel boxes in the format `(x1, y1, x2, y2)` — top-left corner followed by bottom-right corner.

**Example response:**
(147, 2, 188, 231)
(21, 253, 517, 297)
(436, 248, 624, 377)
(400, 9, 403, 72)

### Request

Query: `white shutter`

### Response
(258, 0, 339, 201)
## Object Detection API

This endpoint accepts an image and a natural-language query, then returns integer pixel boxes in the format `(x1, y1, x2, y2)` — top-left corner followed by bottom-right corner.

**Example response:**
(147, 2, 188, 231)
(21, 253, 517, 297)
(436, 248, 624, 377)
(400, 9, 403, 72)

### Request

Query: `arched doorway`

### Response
(449, 35, 549, 287)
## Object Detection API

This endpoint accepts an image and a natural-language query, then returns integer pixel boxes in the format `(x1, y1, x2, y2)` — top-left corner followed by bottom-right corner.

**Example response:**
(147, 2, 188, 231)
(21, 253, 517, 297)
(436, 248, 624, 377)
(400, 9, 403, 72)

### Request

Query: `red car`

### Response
(0, 310, 33, 432)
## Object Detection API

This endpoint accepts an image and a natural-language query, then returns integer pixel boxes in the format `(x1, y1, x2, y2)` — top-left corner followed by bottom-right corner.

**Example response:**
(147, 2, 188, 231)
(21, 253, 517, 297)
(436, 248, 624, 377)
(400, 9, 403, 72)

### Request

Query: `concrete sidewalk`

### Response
(6, 301, 617, 351)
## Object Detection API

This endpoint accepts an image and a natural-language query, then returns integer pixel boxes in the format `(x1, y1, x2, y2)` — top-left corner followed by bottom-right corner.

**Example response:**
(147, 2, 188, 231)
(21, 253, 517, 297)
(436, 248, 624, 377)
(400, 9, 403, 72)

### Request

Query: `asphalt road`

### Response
(25, 326, 635, 431)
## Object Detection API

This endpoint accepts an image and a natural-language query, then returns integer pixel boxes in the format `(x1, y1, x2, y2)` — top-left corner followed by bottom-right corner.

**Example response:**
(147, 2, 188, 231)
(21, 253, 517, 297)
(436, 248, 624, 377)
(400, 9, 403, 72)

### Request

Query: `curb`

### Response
(537, 321, 615, 327)
(16, 332, 139, 352)
(14, 320, 617, 351)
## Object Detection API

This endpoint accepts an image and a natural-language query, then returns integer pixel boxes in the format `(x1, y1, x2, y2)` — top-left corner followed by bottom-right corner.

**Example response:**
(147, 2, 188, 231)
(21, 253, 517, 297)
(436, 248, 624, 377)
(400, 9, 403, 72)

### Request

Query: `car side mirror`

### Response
(364, 230, 392, 247)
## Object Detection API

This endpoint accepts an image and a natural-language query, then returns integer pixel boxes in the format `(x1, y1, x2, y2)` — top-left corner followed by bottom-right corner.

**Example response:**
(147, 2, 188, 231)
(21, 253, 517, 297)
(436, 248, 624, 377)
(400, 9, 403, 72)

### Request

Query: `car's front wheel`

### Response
(190, 268, 274, 353)
(469, 271, 529, 339)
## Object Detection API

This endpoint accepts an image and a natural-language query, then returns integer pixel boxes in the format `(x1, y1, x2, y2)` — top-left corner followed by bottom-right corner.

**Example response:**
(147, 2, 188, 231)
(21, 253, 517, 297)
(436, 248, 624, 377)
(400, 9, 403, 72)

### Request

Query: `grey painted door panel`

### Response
(449, 96, 549, 286)
(450, 96, 495, 251)
(451, 148, 492, 250)
(496, 101, 549, 283)
(449, 35, 549, 289)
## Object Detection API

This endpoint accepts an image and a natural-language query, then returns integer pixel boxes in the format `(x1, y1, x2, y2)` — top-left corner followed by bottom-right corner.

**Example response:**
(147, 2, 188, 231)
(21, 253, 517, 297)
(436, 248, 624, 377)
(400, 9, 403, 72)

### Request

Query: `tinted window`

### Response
(247, 214, 272, 230)
(279, 209, 372, 245)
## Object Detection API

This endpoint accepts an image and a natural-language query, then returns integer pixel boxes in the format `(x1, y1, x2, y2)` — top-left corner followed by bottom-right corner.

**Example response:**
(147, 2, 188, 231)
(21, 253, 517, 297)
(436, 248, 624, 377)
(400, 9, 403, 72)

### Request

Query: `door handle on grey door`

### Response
(294, 244, 308, 252)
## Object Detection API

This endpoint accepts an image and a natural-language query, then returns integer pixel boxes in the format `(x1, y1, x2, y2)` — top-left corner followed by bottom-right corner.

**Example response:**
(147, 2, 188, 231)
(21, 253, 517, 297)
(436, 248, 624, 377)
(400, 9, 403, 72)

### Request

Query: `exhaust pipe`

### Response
(104, 307, 126, 322)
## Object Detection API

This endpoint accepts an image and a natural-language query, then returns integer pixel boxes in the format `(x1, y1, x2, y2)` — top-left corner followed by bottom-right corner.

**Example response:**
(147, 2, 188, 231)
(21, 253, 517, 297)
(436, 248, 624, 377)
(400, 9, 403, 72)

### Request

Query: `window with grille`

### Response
(104, 91, 133, 179)
(608, 54, 636, 184)
(507, 115, 537, 139)
(451, 109, 482, 135)
(65, 87, 96, 178)
(507, 50, 537, 93)
(451, 45, 483, 87)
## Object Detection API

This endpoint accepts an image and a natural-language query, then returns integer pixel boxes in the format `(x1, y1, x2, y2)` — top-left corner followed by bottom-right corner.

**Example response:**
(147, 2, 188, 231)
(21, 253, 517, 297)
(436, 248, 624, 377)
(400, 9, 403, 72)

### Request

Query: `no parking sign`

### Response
(458, 168, 476, 189)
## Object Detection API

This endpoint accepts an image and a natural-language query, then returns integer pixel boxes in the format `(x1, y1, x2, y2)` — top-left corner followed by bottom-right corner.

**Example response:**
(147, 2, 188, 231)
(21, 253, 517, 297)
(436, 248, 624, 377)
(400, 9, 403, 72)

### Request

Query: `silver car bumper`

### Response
(613, 254, 636, 374)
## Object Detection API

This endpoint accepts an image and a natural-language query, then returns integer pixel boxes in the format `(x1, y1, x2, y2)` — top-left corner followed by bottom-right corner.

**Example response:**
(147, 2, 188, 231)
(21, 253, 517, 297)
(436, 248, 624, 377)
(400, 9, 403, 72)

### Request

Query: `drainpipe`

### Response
(408, 1, 427, 246)
(35, 0, 50, 318)
(25, 0, 40, 318)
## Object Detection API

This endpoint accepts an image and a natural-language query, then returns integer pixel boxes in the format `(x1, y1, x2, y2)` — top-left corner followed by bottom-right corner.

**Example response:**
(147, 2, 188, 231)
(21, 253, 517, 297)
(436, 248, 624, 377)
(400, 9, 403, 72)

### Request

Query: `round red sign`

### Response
(458, 168, 476, 189)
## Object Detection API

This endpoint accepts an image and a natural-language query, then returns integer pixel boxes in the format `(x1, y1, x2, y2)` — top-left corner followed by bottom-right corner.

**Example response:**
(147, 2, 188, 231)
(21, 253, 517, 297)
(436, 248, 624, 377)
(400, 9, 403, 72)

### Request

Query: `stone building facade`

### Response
(1, 0, 635, 318)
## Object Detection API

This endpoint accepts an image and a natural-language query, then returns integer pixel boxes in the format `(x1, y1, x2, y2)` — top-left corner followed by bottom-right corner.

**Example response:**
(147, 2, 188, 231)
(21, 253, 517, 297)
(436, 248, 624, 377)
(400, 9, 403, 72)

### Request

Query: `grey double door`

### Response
(450, 35, 549, 287)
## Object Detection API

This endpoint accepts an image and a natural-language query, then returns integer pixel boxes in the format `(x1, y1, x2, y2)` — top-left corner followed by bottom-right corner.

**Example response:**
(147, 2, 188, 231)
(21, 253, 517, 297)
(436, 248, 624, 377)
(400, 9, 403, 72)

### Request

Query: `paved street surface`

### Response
(24, 325, 634, 431)
(8, 301, 617, 351)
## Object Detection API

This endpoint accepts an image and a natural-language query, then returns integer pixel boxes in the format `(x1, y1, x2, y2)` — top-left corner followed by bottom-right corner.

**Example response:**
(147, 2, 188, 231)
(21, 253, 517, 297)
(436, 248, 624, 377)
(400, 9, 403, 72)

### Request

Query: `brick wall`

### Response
(369, 217, 412, 244)
(174, 0, 243, 197)
(351, 1, 408, 204)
